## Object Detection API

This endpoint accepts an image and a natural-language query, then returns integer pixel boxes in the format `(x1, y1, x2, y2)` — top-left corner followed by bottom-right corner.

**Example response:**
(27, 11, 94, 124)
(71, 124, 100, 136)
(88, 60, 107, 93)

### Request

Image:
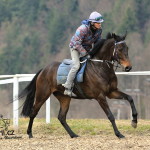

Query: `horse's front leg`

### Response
(97, 94, 125, 138)
(108, 90, 138, 128)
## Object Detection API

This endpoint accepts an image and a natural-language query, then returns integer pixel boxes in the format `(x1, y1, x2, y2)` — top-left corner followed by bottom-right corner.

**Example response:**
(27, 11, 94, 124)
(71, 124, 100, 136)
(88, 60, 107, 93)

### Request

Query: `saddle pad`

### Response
(76, 62, 86, 82)
(57, 59, 87, 85)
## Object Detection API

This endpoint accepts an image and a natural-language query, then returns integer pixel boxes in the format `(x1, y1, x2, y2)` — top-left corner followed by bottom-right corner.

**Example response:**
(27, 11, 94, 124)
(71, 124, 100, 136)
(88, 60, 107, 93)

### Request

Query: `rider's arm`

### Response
(88, 29, 103, 57)
(70, 25, 88, 57)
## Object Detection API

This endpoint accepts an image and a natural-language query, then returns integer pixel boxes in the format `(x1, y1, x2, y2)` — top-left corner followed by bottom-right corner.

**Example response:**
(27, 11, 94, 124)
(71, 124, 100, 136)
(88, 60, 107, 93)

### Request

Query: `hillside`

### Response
(0, 0, 150, 74)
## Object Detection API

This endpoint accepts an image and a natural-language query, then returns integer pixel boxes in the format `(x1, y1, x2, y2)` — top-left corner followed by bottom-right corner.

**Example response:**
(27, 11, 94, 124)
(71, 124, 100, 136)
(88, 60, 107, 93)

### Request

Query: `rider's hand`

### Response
(87, 55, 91, 59)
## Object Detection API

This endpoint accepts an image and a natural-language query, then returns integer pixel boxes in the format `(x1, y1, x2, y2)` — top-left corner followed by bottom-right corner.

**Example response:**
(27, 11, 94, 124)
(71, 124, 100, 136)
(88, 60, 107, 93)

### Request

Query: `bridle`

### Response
(80, 40, 126, 70)
(112, 40, 126, 70)
(113, 40, 126, 62)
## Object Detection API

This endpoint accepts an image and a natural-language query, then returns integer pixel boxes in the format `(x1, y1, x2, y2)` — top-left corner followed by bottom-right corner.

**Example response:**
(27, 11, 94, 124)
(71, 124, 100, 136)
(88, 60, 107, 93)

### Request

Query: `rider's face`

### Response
(93, 22, 101, 29)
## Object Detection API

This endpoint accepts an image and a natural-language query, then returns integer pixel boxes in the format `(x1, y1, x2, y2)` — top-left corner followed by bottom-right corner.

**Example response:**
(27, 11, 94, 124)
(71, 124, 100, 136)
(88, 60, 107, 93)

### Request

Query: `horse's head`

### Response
(112, 32, 132, 72)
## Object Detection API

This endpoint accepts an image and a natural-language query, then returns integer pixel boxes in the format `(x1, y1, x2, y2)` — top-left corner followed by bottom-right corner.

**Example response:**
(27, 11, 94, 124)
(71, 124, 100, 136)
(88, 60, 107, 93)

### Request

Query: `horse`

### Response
(19, 32, 138, 139)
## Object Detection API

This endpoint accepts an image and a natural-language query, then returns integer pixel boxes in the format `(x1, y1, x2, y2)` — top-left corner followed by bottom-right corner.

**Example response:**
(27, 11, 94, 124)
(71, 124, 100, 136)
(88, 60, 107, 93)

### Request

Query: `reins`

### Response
(89, 59, 113, 68)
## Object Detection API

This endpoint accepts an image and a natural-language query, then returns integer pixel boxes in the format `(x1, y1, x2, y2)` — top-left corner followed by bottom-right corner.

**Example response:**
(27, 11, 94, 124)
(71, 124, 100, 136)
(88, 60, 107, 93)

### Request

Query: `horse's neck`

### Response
(95, 39, 114, 60)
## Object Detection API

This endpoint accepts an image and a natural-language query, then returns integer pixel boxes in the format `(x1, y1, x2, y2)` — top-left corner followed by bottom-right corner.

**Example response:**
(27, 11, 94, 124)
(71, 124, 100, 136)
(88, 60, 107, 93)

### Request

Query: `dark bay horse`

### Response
(19, 33, 138, 139)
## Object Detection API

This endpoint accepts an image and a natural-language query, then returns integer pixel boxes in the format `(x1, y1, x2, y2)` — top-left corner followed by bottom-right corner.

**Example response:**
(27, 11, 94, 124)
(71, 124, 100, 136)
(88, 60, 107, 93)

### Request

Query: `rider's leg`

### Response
(63, 48, 80, 96)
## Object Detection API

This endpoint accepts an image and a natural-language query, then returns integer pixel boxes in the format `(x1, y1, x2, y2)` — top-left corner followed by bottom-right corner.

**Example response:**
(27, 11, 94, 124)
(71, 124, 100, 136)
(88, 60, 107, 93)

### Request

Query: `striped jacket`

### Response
(69, 20, 102, 57)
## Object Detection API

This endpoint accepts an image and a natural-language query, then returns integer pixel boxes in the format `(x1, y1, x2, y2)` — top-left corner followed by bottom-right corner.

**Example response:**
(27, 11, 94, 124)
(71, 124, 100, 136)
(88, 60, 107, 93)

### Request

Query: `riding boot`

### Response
(62, 84, 73, 96)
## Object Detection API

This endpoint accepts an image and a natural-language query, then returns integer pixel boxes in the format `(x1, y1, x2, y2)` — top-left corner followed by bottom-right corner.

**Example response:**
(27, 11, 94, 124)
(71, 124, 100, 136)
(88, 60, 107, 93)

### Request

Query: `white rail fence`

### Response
(0, 71, 150, 127)
(0, 74, 50, 127)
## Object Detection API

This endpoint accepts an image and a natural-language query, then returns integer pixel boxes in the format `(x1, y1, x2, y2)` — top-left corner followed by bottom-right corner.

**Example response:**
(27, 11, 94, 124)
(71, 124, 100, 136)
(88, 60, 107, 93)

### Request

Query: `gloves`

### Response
(86, 55, 91, 59)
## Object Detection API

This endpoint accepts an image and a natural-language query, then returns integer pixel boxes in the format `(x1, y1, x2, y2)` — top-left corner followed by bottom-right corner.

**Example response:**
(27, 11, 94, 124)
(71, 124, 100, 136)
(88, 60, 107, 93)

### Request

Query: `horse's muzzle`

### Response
(125, 66, 132, 72)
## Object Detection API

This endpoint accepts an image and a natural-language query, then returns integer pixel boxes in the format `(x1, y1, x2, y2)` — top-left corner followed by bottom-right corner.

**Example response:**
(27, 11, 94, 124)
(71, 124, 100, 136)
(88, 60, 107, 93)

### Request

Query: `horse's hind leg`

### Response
(97, 94, 125, 138)
(27, 87, 52, 138)
(53, 91, 79, 138)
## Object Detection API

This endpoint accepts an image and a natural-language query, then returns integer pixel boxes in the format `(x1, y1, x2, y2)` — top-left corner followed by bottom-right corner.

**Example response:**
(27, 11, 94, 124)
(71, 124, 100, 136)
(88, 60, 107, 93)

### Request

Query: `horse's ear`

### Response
(112, 33, 117, 40)
(112, 33, 121, 42)
(123, 30, 127, 40)
(106, 32, 112, 39)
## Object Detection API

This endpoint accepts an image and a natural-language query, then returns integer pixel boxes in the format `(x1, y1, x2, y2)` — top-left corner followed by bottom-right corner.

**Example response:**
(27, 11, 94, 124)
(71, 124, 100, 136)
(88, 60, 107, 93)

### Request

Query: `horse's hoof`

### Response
(29, 135, 33, 138)
(119, 134, 125, 139)
(71, 134, 79, 138)
(28, 133, 33, 138)
(131, 121, 137, 128)
(116, 133, 125, 139)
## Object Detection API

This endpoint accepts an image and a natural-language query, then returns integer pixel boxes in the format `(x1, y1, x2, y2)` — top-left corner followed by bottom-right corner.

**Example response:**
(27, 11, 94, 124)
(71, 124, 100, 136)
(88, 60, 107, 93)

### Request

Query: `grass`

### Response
(9, 118, 150, 136)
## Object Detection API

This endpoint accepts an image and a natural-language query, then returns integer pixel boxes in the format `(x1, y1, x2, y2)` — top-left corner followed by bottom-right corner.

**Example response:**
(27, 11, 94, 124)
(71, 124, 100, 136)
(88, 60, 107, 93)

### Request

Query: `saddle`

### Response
(57, 59, 87, 85)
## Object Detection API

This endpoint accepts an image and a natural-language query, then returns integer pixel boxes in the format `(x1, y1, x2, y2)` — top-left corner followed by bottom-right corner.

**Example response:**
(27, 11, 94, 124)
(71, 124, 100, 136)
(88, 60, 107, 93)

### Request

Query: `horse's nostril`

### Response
(125, 66, 132, 72)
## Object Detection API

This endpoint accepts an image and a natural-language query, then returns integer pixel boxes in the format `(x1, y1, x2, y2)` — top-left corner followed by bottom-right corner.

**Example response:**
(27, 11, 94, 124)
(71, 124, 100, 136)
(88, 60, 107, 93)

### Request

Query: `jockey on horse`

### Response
(62, 11, 104, 96)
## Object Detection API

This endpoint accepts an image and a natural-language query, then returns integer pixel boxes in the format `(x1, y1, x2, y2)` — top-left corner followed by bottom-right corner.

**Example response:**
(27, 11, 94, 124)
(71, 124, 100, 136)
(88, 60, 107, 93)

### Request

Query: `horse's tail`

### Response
(19, 69, 42, 117)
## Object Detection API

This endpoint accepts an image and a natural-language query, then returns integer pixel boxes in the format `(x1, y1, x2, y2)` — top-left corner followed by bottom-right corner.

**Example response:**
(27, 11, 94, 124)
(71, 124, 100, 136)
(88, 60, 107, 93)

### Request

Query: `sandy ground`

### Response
(0, 134, 150, 150)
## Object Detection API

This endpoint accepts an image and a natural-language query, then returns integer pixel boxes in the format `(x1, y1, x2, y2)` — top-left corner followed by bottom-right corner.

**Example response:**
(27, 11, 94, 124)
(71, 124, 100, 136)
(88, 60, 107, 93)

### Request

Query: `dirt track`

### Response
(0, 134, 150, 150)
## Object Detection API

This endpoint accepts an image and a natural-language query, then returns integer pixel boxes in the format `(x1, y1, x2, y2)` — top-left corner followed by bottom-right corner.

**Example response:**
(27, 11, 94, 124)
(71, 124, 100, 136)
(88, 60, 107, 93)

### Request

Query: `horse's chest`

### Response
(108, 75, 118, 90)
(100, 73, 117, 91)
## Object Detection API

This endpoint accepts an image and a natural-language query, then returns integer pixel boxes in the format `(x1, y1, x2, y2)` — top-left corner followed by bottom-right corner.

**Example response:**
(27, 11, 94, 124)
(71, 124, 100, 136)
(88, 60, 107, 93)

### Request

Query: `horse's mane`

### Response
(89, 32, 113, 57)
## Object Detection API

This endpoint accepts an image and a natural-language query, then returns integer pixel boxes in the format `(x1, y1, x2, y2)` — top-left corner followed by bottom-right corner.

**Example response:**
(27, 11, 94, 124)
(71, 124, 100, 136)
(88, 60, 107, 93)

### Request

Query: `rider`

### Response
(62, 11, 104, 96)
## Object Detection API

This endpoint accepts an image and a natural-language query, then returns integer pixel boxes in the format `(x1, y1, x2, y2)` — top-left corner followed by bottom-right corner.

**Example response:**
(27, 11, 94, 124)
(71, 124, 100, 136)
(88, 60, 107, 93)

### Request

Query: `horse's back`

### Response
(37, 61, 61, 91)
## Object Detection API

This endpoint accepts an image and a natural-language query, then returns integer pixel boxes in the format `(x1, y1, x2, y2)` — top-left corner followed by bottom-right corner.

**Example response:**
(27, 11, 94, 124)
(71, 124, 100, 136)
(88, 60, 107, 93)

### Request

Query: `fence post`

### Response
(13, 76, 19, 127)
(46, 97, 50, 123)
(117, 109, 121, 120)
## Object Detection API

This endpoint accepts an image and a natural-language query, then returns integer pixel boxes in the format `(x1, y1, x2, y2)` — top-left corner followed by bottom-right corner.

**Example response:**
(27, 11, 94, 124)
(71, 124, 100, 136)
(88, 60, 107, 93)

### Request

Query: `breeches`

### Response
(65, 48, 80, 88)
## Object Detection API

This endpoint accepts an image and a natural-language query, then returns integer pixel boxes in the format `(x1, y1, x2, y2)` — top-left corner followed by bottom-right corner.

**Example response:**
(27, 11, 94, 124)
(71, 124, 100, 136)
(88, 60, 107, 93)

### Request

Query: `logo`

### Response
(0, 114, 22, 139)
